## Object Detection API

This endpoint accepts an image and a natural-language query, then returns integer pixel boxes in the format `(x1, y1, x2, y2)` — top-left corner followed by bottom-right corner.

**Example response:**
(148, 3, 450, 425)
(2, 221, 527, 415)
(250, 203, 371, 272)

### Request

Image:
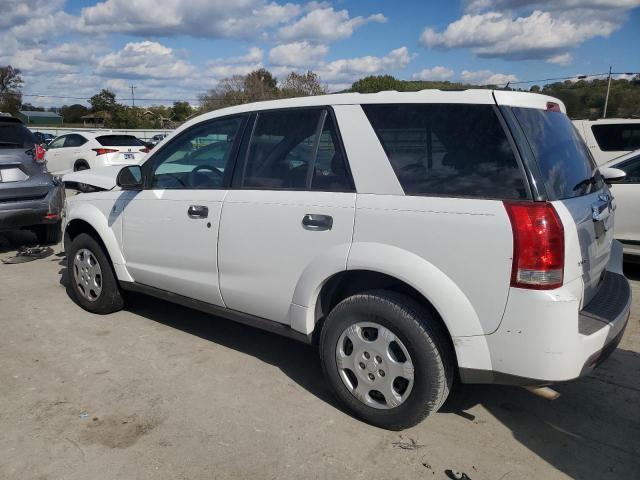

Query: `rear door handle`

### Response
(302, 214, 333, 231)
(188, 205, 209, 219)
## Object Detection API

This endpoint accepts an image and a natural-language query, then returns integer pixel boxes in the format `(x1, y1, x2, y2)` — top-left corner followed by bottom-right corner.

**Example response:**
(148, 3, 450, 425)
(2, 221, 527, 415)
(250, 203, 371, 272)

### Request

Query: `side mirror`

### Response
(117, 165, 144, 190)
(600, 167, 626, 184)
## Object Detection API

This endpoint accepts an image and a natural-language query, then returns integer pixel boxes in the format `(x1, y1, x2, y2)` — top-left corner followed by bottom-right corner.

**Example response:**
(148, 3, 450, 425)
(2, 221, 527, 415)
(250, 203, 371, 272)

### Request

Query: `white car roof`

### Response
(179, 89, 565, 134)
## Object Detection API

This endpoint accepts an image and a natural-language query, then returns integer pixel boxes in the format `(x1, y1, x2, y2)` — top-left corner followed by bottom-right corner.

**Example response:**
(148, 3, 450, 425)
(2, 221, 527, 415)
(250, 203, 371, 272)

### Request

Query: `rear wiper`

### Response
(573, 174, 597, 192)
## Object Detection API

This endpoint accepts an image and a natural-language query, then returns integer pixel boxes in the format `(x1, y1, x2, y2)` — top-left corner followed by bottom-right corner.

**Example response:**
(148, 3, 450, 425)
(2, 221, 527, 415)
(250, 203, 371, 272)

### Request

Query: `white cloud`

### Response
(412, 66, 455, 81)
(79, 0, 301, 39)
(316, 47, 412, 84)
(461, 69, 518, 85)
(96, 41, 197, 79)
(268, 41, 329, 67)
(421, 1, 639, 63)
(278, 7, 386, 42)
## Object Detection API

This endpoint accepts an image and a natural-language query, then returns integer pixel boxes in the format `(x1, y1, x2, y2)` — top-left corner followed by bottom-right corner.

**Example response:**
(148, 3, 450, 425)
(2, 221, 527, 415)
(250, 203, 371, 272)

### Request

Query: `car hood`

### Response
(62, 166, 122, 191)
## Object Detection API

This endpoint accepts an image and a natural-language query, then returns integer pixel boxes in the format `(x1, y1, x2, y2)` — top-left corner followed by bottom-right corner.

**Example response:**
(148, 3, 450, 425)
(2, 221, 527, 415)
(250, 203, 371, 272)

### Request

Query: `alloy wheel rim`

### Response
(73, 248, 102, 302)
(336, 321, 415, 410)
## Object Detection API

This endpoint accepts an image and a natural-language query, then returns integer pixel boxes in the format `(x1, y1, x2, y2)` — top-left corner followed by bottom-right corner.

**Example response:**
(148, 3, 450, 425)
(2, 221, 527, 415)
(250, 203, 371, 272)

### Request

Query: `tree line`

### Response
(1, 64, 638, 128)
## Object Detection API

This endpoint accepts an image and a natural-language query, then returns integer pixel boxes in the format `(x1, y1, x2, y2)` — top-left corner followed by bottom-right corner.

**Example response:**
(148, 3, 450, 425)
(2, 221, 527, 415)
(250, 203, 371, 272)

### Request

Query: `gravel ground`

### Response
(1, 229, 639, 480)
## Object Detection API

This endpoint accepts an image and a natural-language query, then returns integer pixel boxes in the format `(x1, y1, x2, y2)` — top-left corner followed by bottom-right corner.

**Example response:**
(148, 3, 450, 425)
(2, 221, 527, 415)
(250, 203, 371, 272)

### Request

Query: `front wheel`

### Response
(66, 233, 124, 314)
(320, 291, 453, 430)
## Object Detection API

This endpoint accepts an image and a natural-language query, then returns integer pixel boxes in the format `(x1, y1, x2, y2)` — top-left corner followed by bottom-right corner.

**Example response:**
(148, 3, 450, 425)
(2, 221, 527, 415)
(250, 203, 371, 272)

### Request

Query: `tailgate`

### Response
(0, 151, 49, 201)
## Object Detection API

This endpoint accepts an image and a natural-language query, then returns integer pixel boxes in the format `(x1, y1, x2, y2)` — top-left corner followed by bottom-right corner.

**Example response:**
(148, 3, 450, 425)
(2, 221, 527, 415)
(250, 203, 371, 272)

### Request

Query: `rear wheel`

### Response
(34, 222, 62, 245)
(66, 233, 124, 314)
(74, 160, 89, 171)
(320, 290, 453, 430)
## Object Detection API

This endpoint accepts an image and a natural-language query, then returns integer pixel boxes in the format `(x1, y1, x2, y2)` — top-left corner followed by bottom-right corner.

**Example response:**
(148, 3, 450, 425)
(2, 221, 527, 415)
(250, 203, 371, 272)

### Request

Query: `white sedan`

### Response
(45, 132, 149, 175)
(604, 149, 640, 259)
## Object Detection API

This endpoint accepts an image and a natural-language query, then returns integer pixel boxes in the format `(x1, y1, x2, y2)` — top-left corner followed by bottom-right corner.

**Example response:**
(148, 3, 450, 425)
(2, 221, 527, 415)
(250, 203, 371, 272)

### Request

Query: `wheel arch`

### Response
(73, 159, 90, 171)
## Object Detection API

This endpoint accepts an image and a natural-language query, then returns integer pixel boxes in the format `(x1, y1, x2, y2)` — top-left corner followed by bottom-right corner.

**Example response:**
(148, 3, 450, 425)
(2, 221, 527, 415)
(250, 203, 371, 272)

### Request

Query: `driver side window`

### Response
(151, 116, 244, 189)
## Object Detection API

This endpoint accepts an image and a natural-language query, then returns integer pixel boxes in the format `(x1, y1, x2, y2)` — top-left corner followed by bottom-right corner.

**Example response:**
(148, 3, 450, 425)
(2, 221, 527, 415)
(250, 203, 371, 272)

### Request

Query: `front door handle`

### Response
(188, 205, 209, 219)
(302, 214, 333, 231)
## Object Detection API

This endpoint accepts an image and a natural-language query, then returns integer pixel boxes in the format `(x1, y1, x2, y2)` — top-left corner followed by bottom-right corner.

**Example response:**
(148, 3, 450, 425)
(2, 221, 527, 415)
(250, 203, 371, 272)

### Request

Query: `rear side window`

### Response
(0, 122, 37, 148)
(513, 107, 603, 200)
(591, 124, 640, 152)
(64, 134, 87, 147)
(362, 104, 526, 199)
(96, 135, 144, 147)
(240, 108, 353, 192)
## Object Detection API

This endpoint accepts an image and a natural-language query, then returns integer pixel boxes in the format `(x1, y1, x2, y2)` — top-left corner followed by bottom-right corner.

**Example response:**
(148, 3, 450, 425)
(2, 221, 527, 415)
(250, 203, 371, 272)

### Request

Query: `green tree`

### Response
(171, 101, 193, 121)
(350, 75, 404, 93)
(89, 89, 118, 113)
(0, 65, 23, 115)
(60, 104, 89, 124)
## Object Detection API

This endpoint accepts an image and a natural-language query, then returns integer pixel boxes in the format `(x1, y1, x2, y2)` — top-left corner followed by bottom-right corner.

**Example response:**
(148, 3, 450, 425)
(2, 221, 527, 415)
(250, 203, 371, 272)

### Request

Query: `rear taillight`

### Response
(546, 102, 561, 112)
(34, 144, 46, 163)
(504, 202, 564, 290)
(92, 148, 118, 156)
(140, 147, 150, 153)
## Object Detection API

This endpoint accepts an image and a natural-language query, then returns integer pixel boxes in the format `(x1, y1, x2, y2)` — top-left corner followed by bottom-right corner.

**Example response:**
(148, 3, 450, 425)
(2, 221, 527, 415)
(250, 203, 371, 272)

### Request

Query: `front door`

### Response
(122, 114, 246, 306)
(218, 107, 356, 323)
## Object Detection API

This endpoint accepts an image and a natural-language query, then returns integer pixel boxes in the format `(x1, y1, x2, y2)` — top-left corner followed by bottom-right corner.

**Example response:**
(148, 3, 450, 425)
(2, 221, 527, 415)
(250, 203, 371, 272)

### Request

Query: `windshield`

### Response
(512, 107, 604, 200)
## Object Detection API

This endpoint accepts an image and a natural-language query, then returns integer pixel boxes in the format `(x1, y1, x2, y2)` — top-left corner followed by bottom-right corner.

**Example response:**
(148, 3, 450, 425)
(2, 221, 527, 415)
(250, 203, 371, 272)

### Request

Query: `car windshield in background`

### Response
(96, 135, 144, 147)
(0, 123, 37, 149)
(363, 104, 527, 199)
(591, 123, 640, 152)
(512, 107, 603, 200)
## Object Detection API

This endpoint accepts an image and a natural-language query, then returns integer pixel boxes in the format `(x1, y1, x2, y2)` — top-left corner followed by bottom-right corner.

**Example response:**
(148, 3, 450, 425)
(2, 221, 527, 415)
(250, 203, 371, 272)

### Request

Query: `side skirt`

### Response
(119, 281, 312, 344)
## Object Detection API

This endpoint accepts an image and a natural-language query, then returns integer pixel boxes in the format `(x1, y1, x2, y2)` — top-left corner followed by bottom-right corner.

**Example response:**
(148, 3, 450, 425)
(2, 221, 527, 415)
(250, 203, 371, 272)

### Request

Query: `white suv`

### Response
(45, 132, 149, 175)
(62, 90, 632, 430)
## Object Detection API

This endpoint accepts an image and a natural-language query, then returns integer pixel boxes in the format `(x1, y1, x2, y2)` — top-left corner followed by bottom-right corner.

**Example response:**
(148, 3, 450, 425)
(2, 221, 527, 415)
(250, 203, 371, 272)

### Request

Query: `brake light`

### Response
(504, 202, 564, 290)
(546, 102, 561, 112)
(140, 147, 150, 153)
(34, 144, 46, 163)
(92, 148, 118, 156)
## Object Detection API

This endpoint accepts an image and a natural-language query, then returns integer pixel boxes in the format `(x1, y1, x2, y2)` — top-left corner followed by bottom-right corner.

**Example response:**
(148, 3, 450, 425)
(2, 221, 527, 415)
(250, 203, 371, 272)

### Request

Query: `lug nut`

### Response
(379, 370, 385, 377)
(375, 356, 382, 363)
(368, 373, 375, 381)
(364, 352, 370, 359)
(359, 362, 365, 369)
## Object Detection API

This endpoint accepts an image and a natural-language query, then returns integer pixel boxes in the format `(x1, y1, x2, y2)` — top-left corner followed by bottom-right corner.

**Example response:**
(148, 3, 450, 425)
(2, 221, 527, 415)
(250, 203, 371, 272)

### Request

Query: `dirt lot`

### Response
(1, 229, 639, 480)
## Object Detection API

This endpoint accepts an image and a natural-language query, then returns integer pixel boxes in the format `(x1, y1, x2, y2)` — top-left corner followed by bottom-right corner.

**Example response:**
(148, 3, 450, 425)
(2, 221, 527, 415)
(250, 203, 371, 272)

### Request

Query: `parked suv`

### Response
(61, 90, 631, 429)
(45, 132, 149, 175)
(0, 117, 64, 243)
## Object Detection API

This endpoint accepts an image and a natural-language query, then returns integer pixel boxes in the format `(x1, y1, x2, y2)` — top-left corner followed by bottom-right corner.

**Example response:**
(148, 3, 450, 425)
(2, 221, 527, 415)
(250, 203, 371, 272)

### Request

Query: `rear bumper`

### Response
(461, 240, 631, 385)
(0, 180, 64, 230)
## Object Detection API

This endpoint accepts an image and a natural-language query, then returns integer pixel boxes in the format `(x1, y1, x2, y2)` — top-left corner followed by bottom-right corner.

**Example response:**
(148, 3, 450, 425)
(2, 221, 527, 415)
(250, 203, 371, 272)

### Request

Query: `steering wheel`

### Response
(188, 164, 223, 187)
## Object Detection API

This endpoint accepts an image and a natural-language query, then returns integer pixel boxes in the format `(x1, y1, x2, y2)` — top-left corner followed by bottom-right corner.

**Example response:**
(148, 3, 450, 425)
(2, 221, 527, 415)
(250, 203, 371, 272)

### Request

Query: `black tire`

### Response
(66, 233, 125, 314)
(34, 222, 62, 245)
(320, 290, 454, 430)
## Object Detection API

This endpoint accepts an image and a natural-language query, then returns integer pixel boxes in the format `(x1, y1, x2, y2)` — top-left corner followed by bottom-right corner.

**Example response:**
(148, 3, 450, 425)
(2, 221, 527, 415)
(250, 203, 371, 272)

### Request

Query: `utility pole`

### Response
(130, 85, 136, 107)
(603, 66, 612, 118)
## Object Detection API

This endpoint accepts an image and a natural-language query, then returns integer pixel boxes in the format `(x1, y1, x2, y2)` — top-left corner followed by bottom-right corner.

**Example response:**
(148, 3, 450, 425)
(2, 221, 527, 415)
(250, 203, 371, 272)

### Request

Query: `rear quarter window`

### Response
(591, 124, 640, 152)
(512, 107, 603, 200)
(96, 135, 144, 147)
(362, 104, 527, 200)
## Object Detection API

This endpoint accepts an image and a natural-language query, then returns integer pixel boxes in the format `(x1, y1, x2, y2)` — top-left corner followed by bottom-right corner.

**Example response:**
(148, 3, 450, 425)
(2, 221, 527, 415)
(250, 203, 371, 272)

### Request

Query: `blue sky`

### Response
(1, 0, 639, 107)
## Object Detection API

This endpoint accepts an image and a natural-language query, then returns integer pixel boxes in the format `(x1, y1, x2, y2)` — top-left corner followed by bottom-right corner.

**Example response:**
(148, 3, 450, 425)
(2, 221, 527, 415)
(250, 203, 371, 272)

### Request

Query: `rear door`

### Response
(44, 135, 68, 173)
(218, 107, 356, 323)
(510, 106, 615, 303)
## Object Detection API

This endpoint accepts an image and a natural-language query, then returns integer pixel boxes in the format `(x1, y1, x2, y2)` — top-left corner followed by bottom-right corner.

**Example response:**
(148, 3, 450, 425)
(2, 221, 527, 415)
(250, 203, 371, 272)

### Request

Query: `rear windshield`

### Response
(363, 104, 527, 199)
(0, 122, 37, 149)
(512, 107, 603, 200)
(591, 123, 640, 152)
(96, 135, 144, 147)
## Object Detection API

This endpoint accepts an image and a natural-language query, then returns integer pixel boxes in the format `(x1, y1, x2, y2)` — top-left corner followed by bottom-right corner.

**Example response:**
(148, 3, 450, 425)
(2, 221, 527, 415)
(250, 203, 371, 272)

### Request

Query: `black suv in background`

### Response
(0, 117, 64, 244)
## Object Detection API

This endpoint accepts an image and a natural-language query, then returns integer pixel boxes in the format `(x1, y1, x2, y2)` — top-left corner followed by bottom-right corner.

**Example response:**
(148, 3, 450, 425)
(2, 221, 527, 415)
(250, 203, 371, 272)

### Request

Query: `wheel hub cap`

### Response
(336, 321, 415, 410)
(73, 248, 102, 302)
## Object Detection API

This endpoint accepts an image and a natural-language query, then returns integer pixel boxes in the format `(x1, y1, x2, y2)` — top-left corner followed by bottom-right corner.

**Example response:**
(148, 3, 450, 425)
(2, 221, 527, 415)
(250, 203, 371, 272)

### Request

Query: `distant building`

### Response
(17, 110, 63, 125)
(80, 111, 111, 128)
